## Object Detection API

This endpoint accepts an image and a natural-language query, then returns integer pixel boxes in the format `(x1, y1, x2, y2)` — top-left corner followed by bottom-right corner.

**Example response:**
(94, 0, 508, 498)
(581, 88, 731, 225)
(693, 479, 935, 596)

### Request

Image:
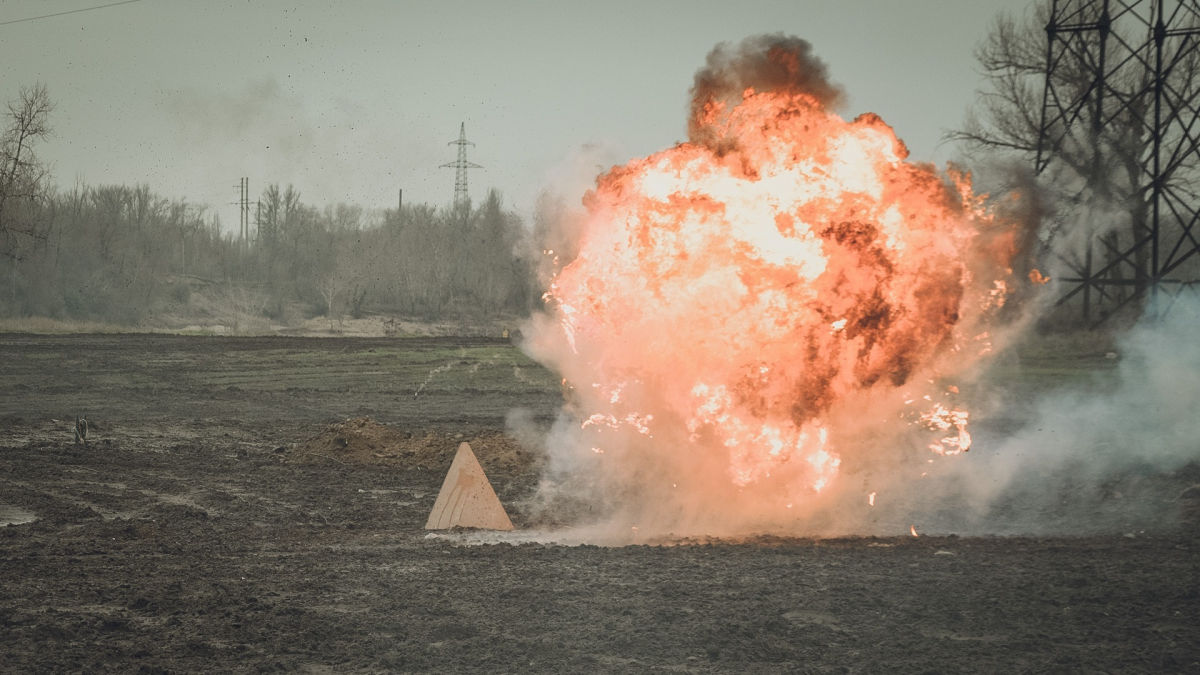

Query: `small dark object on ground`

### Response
(73, 416, 88, 447)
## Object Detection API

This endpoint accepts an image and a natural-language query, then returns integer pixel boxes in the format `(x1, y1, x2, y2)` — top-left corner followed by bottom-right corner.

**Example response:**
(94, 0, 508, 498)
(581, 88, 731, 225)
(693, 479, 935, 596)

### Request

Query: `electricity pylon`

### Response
(440, 122, 483, 209)
(1036, 0, 1200, 324)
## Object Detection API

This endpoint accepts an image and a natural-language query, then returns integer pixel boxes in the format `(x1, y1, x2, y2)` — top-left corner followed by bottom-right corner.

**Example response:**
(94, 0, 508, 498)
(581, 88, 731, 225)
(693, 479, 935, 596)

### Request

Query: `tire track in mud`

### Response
(4, 476, 223, 521)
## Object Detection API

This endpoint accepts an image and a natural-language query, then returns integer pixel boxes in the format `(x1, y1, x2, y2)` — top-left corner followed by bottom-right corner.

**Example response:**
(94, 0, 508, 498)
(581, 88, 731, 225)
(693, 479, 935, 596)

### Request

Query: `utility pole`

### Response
(241, 177, 250, 249)
(234, 177, 251, 249)
(440, 122, 482, 209)
(242, 178, 247, 247)
(236, 178, 242, 246)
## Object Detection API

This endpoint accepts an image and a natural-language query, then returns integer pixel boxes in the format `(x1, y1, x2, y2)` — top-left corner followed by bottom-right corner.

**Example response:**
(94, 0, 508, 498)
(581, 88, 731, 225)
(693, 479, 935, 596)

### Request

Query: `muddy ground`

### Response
(1, 333, 1198, 672)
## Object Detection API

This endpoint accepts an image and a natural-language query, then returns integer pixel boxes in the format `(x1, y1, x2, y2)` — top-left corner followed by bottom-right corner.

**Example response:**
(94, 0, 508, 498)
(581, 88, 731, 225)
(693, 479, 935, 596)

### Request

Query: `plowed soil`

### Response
(2, 333, 1198, 672)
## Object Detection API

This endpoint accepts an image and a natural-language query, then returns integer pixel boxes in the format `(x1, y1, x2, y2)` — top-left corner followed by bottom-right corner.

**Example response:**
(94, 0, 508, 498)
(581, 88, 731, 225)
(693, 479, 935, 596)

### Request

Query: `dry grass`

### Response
(292, 315, 517, 338)
(0, 313, 521, 338)
(0, 317, 144, 334)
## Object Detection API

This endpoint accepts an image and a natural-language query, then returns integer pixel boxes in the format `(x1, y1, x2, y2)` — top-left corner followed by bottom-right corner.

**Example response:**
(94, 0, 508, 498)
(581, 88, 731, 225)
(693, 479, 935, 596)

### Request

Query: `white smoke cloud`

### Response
(165, 77, 317, 161)
(160, 76, 419, 230)
(907, 294, 1200, 534)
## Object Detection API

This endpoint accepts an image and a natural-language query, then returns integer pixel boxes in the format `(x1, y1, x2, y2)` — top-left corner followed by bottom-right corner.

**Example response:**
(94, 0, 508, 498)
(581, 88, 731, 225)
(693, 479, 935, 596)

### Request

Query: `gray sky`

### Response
(1, 0, 1033, 232)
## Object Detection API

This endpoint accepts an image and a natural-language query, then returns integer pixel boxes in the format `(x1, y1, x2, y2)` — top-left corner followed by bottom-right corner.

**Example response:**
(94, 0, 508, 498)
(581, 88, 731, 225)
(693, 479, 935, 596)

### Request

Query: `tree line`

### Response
(0, 86, 540, 326)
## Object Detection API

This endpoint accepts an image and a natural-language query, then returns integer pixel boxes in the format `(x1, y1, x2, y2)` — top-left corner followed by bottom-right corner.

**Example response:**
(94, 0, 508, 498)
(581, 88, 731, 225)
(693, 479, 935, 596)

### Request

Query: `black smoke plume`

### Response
(689, 34, 845, 150)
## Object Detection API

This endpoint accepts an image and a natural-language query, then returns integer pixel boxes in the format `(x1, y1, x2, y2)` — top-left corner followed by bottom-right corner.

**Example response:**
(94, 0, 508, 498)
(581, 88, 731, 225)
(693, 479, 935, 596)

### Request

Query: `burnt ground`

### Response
(1, 333, 1198, 672)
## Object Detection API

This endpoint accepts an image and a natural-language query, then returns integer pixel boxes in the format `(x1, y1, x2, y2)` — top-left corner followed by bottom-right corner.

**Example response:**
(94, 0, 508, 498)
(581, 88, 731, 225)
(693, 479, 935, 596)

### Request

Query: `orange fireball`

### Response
(525, 36, 1021, 537)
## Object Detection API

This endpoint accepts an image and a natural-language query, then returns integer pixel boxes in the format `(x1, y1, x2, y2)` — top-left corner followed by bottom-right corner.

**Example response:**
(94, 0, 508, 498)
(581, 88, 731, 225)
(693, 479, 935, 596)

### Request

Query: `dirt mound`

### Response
(289, 417, 537, 475)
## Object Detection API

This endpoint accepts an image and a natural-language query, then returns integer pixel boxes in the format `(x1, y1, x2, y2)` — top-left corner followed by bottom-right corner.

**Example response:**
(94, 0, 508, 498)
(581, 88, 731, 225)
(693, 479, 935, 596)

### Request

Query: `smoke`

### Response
(516, 34, 1196, 543)
(165, 77, 317, 163)
(689, 34, 846, 152)
(161, 76, 412, 230)
(520, 294, 1200, 540)
(905, 297, 1200, 535)
(517, 34, 1034, 542)
(528, 142, 622, 286)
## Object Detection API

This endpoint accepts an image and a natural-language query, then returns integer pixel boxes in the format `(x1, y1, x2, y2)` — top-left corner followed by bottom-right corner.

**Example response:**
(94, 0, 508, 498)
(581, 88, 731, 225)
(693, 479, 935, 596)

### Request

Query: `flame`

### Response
(1029, 268, 1050, 285)
(525, 36, 1020, 538)
(910, 525, 919, 537)
(919, 403, 972, 455)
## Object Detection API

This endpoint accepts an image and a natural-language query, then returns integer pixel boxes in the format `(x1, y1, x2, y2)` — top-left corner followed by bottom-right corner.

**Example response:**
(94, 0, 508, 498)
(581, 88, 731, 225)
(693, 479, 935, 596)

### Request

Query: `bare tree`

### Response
(317, 246, 356, 324)
(953, 2, 1200, 302)
(0, 84, 54, 260)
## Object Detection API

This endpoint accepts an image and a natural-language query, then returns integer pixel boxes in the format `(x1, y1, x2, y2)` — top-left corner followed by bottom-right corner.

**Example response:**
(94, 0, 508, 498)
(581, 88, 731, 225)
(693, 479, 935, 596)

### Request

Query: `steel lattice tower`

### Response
(440, 122, 483, 208)
(1036, 0, 1200, 323)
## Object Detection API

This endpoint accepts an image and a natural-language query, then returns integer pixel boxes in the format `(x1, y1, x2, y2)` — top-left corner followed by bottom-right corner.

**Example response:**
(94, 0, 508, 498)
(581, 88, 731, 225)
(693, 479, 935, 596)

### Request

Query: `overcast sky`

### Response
(1, 0, 1033, 232)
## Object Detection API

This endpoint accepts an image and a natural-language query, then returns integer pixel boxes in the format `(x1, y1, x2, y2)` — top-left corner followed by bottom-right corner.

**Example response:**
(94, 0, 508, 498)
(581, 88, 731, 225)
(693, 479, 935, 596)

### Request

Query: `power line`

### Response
(0, 0, 143, 27)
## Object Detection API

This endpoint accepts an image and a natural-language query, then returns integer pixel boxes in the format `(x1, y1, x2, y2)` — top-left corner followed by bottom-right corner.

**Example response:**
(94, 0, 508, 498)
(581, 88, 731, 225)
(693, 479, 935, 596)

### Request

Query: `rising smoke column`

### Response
(523, 35, 1023, 539)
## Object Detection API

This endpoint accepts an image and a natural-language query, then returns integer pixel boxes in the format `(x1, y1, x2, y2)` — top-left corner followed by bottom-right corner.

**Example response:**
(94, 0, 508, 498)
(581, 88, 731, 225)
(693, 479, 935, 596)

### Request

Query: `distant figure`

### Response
(74, 416, 88, 447)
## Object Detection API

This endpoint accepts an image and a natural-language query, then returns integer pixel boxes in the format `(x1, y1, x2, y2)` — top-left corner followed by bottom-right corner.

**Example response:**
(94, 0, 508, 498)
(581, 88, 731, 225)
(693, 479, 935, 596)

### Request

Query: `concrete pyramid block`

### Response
(424, 442, 514, 531)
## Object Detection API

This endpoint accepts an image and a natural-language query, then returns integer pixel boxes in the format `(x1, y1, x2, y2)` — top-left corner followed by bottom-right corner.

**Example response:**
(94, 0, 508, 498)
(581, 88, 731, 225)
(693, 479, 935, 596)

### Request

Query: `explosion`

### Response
(524, 35, 1022, 538)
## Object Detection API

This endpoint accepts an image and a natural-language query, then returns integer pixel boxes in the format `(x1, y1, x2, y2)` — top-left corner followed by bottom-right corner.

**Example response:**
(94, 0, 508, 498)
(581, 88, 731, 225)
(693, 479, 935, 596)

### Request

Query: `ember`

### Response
(526, 35, 1021, 537)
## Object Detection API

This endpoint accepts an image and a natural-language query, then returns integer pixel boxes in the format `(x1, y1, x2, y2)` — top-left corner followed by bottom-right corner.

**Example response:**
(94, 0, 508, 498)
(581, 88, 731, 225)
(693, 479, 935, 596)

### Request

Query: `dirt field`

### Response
(2, 333, 1198, 672)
